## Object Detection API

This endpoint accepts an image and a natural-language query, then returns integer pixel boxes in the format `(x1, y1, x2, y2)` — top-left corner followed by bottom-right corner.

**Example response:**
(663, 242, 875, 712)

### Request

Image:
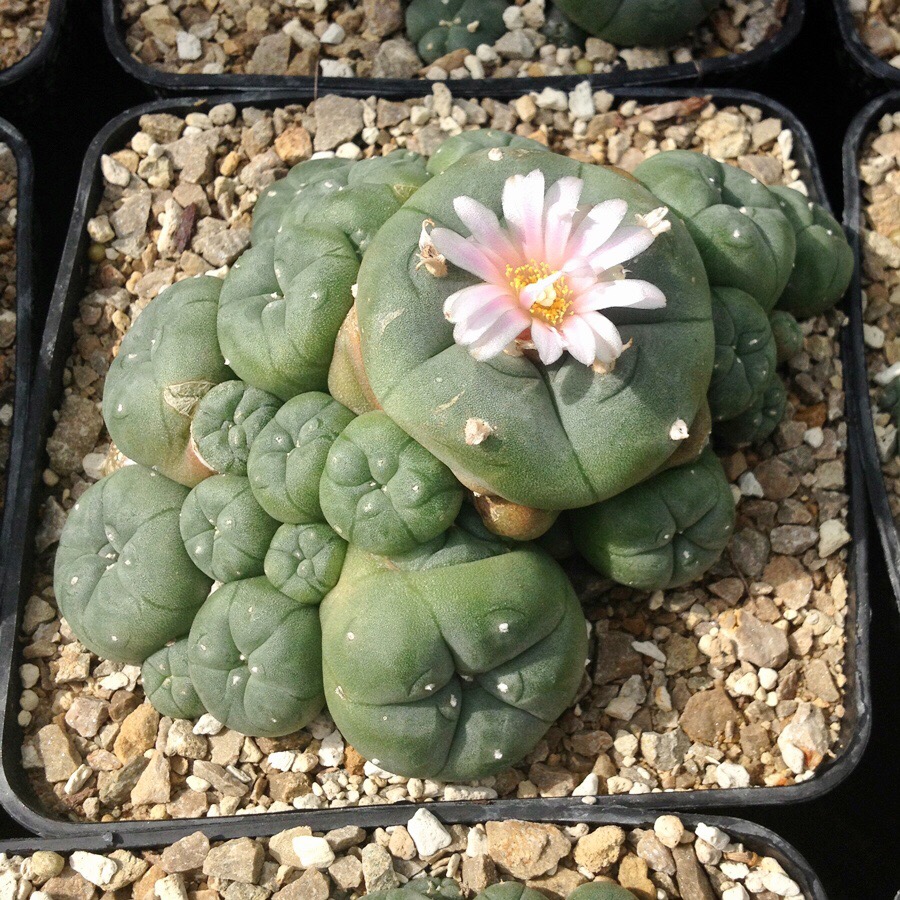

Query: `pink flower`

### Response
(430, 168, 669, 368)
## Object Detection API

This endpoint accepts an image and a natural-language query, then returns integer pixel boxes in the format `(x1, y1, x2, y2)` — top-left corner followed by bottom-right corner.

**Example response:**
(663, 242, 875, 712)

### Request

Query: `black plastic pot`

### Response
(843, 91, 900, 617)
(0, 116, 34, 607)
(0, 86, 872, 841)
(101, 0, 804, 98)
(0, 0, 65, 92)
(832, 0, 900, 92)
(0, 808, 830, 899)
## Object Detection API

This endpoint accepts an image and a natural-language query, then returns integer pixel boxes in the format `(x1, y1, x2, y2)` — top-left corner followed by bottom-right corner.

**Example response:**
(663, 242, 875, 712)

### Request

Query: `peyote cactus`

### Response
(769, 185, 854, 319)
(103, 276, 231, 487)
(567, 886, 637, 900)
(770, 309, 804, 365)
(264, 522, 347, 605)
(54, 466, 211, 665)
(406, 0, 509, 64)
(551, 0, 722, 46)
(573, 448, 735, 591)
(715, 375, 787, 448)
(190, 380, 282, 477)
(708, 286, 777, 423)
(187, 577, 324, 737)
(357, 147, 714, 512)
(475, 887, 547, 900)
(180, 474, 280, 583)
(634, 151, 796, 313)
(247, 391, 356, 525)
(321, 518, 588, 780)
(365, 879, 462, 900)
(53, 129, 850, 774)
(142, 639, 206, 720)
(319, 411, 464, 555)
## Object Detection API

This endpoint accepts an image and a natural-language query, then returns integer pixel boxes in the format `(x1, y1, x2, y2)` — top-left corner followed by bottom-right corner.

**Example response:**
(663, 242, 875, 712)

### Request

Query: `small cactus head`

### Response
(406, 0, 509, 64)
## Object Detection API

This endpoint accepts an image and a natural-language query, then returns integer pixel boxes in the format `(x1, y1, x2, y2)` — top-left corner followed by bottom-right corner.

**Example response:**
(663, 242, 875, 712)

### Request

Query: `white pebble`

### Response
(193, 714, 224, 736)
(407, 808, 453, 858)
(571, 773, 599, 796)
(70, 852, 117, 887)
(291, 836, 335, 869)
(695, 823, 731, 850)
(738, 471, 764, 497)
(654, 815, 684, 848)
(320, 22, 345, 44)
(317, 730, 345, 767)
(176, 31, 202, 61)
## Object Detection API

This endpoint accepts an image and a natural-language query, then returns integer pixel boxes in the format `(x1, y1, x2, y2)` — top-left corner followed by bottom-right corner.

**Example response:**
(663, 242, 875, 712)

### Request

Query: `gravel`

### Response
(118, 0, 788, 81)
(858, 113, 900, 527)
(0, 814, 809, 899)
(20, 86, 850, 824)
(848, 0, 900, 68)
(0, 0, 50, 71)
(0, 141, 17, 521)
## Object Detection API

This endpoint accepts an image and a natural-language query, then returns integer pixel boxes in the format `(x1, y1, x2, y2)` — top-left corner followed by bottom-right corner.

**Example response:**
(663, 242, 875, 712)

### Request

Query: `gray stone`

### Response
(372, 39, 422, 78)
(679, 686, 742, 744)
(328, 855, 363, 892)
(46, 394, 104, 476)
(98, 755, 149, 805)
(202, 838, 264, 884)
(248, 32, 291, 75)
(313, 95, 364, 151)
(161, 831, 210, 873)
(770, 525, 818, 555)
(192, 221, 251, 267)
(36, 723, 81, 783)
(192, 759, 250, 797)
(640, 728, 690, 770)
(110, 190, 152, 238)
(673, 844, 716, 900)
(486, 820, 569, 879)
(731, 611, 790, 669)
(361, 844, 399, 893)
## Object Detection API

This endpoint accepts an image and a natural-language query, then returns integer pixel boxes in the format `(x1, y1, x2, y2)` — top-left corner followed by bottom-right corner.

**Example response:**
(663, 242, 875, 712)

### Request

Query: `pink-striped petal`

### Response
(586, 225, 655, 273)
(530, 320, 564, 365)
(559, 315, 598, 366)
(468, 308, 531, 360)
(431, 228, 502, 282)
(566, 199, 628, 260)
(542, 176, 584, 266)
(454, 197, 518, 261)
(444, 283, 511, 322)
(573, 278, 667, 313)
(502, 169, 546, 260)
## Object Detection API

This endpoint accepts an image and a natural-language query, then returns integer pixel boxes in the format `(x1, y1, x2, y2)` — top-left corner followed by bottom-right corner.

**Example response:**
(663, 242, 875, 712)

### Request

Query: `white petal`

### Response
(502, 169, 546, 260)
(468, 308, 531, 360)
(574, 278, 667, 313)
(432, 228, 502, 282)
(543, 176, 584, 266)
(566, 199, 628, 260)
(582, 312, 624, 362)
(454, 197, 518, 260)
(559, 315, 598, 366)
(454, 295, 514, 344)
(587, 224, 655, 273)
(445, 283, 512, 322)
(530, 320, 564, 365)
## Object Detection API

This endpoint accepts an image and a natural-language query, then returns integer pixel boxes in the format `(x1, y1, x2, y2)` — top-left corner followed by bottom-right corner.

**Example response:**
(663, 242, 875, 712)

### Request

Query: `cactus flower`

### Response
(431, 169, 670, 367)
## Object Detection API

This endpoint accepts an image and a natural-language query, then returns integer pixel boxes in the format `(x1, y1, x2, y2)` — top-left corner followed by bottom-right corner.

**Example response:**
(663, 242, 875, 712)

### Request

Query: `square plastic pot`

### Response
(0, 85, 872, 842)
(101, 0, 804, 98)
(0, 0, 66, 92)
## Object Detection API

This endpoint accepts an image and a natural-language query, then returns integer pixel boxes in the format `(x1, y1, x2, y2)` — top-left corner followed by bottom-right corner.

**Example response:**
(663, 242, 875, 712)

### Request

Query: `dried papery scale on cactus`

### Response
(405, 0, 509, 64)
(551, 0, 722, 46)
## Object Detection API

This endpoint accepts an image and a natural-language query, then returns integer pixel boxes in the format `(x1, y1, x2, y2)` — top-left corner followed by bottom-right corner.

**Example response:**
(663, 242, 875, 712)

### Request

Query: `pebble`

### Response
(291, 836, 335, 870)
(407, 809, 452, 858)
(69, 852, 117, 887)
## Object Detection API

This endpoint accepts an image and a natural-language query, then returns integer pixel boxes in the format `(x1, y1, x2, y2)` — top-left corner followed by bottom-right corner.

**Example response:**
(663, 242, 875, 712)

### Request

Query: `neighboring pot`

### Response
(0, 0, 66, 91)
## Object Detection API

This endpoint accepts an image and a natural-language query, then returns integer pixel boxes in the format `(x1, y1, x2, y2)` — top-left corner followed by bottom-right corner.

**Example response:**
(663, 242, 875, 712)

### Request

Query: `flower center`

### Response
(507, 261, 573, 327)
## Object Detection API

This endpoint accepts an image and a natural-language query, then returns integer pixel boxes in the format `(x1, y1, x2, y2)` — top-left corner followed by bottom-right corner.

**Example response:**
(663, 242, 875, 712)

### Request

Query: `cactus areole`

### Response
(357, 148, 714, 511)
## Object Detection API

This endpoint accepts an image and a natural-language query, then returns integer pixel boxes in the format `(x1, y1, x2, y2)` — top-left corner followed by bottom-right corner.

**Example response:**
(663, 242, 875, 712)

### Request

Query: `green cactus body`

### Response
(634, 151, 796, 313)
(54, 466, 212, 665)
(320, 528, 588, 781)
(319, 411, 464, 555)
(406, 0, 508, 64)
(251, 158, 353, 246)
(552, 0, 721, 46)
(367, 879, 463, 900)
(769, 309, 804, 364)
(715, 375, 787, 447)
(142, 639, 206, 720)
(357, 148, 713, 512)
(426, 130, 547, 177)
(180, 475, 280, 583)
(188, 577, 324, 737)
(708, 286, 777, 423)
(474, 886, 547, 900)
(567, 885, 638, 900)
(264, 522, 347, 604)
(247, 392, 356, 524)
(541, 5, 588, 46)
(217, 225, 359, 401)
(573, 448, 735, 591)
(102, 276, 231, 487)
(879, 376, 900, 431)
(191, 380, 282, 476)
(770, 186, 854, 318)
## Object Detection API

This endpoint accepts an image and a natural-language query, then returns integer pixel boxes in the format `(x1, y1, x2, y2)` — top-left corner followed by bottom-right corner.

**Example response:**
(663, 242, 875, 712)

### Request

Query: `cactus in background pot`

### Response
(406, 0, 509, 64)
(551, 0, 721, 46)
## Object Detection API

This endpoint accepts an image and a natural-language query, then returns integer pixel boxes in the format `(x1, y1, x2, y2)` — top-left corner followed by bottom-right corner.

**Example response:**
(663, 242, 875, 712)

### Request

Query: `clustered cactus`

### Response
(55, 126, 851, 781)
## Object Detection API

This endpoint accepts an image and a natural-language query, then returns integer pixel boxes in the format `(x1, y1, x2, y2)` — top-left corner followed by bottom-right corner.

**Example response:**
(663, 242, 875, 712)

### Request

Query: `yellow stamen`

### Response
(507, 260, 573, 327)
